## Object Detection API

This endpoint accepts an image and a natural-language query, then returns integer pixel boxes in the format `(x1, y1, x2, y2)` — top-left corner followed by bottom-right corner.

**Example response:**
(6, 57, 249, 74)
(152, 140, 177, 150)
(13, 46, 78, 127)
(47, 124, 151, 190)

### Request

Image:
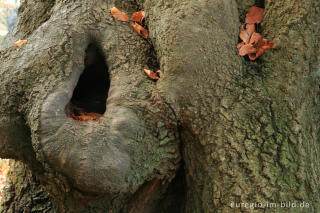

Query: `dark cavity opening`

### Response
(69, 43, 109, 116)
(255, 0, 265, 8)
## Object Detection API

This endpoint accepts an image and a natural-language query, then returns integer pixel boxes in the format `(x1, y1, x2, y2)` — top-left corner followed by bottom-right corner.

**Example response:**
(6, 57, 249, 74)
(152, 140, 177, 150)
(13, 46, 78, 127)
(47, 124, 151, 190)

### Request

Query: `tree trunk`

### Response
(0, 0, 319, 212)
(0, 160, 53, 213)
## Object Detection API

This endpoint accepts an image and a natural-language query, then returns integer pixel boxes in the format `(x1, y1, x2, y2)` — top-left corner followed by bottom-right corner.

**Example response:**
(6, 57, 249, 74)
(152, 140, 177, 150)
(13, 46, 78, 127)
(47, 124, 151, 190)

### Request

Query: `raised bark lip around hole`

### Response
(67, 43, 110, 121)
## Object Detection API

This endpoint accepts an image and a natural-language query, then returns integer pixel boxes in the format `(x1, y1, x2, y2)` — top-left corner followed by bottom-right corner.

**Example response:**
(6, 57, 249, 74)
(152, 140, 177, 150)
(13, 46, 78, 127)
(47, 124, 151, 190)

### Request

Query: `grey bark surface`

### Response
(0, 0, 319, 212)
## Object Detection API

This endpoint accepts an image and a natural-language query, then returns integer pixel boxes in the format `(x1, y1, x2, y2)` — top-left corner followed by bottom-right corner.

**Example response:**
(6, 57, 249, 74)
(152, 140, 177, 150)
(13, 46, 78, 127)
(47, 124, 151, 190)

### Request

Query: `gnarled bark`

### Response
(0, 160, 53, 213)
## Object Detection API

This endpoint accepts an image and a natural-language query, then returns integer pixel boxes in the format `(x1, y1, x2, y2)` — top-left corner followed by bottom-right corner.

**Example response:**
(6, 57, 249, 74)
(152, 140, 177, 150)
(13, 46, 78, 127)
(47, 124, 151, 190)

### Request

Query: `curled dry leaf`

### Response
(237, 41, 245, 50)
(246, 24, 255, 38)
(249, 41, 275, 60)
(70, 111, 102, 121)
(239, 44, 257, 56)
(144, 69, 159, 80)
(245, 6, 264, 24)
(110, 7, 129, 22)
(237, 6, 274, 60)
(131, 22, 148, 39)
(69, 106, 102, 121)
(261, 41, 275, 50)
(131, 11, 145, 24)
(249, 32, 263, 46)
(240, 25, 250, 44)
(14, 40, 27, 47)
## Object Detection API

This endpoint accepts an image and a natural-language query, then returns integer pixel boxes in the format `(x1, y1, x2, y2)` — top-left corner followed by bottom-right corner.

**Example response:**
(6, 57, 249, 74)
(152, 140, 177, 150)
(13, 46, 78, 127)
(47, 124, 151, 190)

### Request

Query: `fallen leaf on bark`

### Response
(70, 112, 102, 121)
(237, 41, 245, 50)
(249, 32, 263, 46)
(14, 40, 27, 47)
(240, 25, 250, 44)
(69, 107, 103, 121)
(144, 69, 159, 80)
(237, 6, 274, 60)
(246, 24, 255, 37)
(131, 22, 149, 39)
(245, 6, 264, 24)
(131, 11, 145, 24)
(248, 41, 275, 60)
(239, 44, 257, 56)
(110, 7, 129, 22)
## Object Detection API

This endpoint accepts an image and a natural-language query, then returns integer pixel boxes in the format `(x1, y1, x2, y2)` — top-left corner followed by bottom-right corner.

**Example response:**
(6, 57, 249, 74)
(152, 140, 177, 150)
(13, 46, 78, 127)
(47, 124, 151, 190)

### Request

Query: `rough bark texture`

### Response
(0, 0, 319, 212)
(0, 160, 53, 213)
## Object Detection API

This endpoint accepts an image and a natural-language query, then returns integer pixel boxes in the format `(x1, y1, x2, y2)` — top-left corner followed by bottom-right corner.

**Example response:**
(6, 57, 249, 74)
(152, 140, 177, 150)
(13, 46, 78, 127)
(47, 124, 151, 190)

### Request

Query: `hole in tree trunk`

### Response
(68, 43, 109, 120)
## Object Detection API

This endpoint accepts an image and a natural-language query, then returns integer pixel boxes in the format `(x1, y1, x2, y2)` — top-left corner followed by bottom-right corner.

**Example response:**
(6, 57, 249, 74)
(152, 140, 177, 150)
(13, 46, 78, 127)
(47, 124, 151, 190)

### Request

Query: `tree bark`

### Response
(0, 0, 319, 212)
(0, 160, 53, 213)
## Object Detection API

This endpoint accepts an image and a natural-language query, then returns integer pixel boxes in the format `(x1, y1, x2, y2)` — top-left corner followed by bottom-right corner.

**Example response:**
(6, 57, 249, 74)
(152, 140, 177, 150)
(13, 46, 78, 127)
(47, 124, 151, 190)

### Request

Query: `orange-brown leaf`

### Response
(144, 69, 159, 80)
(69, 112, 102, 121)
(237, 41, 245, 50)
(131, 11, 145, 24)
(249, 32, 263, 46)
(239, 25, 250, 44)
(131, 22, 148, 39)
(260, 40, 275, 50)
(239, 44, 257, 56)
(110, 7, 129, 22)
(248, 41, 275, 60)
(238, 7, 274, 60)
(14, 40, 27, 47)
(246, 24, 255, 37)
(248, 53, 257, 60)
(245, 6, 264, 24)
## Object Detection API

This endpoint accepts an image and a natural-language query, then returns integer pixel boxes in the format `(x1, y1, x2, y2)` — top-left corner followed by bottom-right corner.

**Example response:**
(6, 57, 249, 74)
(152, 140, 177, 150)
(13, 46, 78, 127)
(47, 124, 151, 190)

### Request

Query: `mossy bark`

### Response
(0, 0, 319, 212)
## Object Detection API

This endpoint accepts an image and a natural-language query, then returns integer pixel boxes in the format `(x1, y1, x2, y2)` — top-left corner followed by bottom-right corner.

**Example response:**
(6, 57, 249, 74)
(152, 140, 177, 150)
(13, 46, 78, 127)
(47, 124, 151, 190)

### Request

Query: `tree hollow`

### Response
(69, 43, 110, 116)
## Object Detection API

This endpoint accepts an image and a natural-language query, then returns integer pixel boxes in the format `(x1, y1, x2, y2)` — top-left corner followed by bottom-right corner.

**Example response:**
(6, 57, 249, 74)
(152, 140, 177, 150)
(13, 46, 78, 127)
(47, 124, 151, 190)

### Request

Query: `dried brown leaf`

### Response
(248, 53, 256, 60)
(261, 41, 275, 50)
(248, 40, 275, 60)
(14, 40, 27, 47)
(249, 32, 263, 46)
(69, 106, 102, 121)
(245, 6, 264, 24)
(246, 24, 255, 37)
(110, 7, 129, 22)
(239, 25, 250, 44)
(131, 11, 145, 24)
(144, 69, 159, 80)
(238, 6, 274, 60)
(70, 111, 102, 121)
(239, 44, 257, 56)
(237, 41, 245, 50)
(131, 22, 149, 39)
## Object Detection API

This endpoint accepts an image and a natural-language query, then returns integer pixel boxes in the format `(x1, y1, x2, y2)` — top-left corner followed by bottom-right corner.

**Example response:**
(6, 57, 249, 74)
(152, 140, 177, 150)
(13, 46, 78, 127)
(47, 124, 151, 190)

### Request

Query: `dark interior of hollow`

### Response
(69, 43, 109, 115)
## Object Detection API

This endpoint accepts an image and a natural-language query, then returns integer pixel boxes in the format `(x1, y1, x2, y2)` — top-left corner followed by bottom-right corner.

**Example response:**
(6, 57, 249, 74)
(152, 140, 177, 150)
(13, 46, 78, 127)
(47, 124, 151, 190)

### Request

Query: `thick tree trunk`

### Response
(0, 0, 319, 212)
(0, 160, 53, 213)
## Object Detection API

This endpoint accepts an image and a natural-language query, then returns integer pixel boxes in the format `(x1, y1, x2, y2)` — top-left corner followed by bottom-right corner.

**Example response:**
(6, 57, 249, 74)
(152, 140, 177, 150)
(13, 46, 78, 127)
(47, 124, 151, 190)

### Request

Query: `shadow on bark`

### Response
(124, 166, 186, 213)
